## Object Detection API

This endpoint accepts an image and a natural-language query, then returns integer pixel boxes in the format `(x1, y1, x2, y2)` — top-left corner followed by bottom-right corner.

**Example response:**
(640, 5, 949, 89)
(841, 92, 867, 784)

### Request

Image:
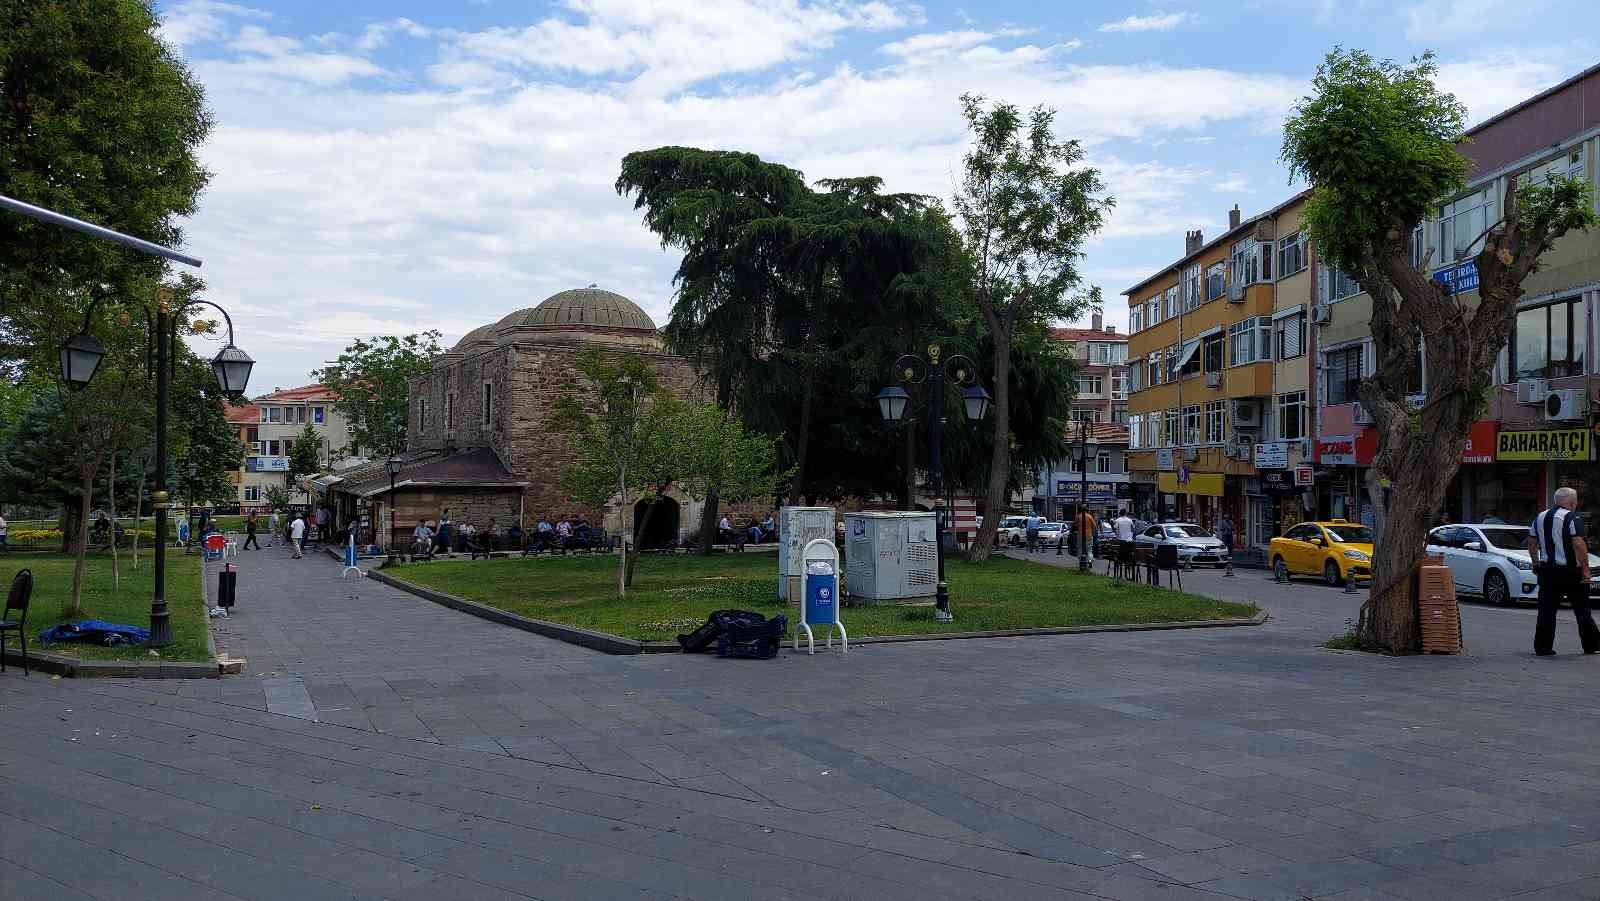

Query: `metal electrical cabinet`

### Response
(778, 506, 836, 601)
(843, 512, 938, 602)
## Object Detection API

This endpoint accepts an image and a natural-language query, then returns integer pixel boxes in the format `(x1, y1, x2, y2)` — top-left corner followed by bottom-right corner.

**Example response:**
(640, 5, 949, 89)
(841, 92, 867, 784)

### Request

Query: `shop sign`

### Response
(1460, 421, 1497, 464)
(1294, 465, 1315, 487)
(1155, 448, 1175, 470)
(1255, 442, 1291, 469)
(1130, 470, 1158, 484)
(1055, 480, 1118, 503)
(1433, 259, 1479, 295)
(249, 456, 290, 472)
(1157, 471, 1224, 497)
(1496, 428, 1592, 461)
(1317, 435, 1356, 466)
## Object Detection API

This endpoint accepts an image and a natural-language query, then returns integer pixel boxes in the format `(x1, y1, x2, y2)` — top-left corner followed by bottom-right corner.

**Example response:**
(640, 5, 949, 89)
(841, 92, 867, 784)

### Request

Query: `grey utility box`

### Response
(778, 506, 836, 601)
(843, 511, 938, 603)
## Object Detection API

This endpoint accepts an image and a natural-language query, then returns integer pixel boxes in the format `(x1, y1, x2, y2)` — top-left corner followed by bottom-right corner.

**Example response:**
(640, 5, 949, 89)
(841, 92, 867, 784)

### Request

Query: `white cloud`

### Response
(156, 0, 269, 48)
(1433, 50, 1576, 126)
(1098, 12, 1194, 33)
(1402, 0, 1500, 42)
(206, 25, 385, 86)
(355, 18, 430, 52)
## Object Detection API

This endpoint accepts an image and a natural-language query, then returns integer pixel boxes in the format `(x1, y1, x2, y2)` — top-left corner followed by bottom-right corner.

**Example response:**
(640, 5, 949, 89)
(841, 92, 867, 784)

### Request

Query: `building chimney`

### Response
(1228, 204, 1241, 230)
(1091, 312, 1103, 332)
(1185, 229, 1204, 255)
(1106, 325, 1117, 334)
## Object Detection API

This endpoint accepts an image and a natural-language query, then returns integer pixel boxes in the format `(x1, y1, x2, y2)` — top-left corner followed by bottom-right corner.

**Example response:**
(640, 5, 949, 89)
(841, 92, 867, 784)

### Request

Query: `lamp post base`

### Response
(934, 581, 953, 623)
(1078, 554, 1091, 574)
(148, 607, 173, 648)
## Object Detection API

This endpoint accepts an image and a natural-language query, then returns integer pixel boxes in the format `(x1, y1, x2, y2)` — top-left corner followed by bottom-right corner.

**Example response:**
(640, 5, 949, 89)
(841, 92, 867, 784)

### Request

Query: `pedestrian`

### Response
(0, 508, 8, 553)
(411, 520, 434, 559)
(436, 508, 452, 554)
(1025, 512, 1042, 552)
(1074, 506, 1098, 558)
(1525, 487, 1597, 656)
(268, 509, 281, 546)
(1483, 509, 1506, 524)
(244, 511, 260, 550)
(317, 504, 331, 541)
(289, 512, 306, 559)
(1216, 513, 1235, 554)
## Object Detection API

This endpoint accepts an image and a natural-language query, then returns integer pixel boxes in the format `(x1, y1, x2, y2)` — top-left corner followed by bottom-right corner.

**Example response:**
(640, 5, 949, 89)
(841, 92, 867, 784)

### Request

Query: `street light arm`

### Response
(176, 298, 239, 346)
(0, 192, 203, 267)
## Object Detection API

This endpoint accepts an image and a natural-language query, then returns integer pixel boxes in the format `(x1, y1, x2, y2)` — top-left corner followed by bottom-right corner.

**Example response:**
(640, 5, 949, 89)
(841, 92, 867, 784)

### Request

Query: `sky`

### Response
(151, 0, 1598, 393)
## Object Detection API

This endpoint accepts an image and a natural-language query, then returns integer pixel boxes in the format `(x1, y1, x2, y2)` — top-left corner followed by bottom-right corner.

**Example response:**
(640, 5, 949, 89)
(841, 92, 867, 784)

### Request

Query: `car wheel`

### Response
(1483, 569, 1512, 607)
(1323, 559, 1343, 587)
(1273, 557, 1289, 582)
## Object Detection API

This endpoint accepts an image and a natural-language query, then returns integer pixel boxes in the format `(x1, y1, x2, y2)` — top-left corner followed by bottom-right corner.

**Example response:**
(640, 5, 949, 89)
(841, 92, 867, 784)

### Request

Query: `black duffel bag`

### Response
(677, 609, 770, 653)
(716, 614, 788, 660)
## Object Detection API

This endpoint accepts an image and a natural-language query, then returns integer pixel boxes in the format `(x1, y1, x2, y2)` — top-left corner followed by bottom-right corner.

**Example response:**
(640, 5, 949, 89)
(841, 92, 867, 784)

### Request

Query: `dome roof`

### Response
(501, 287, 657, 332)
(449, 323, 498, 353)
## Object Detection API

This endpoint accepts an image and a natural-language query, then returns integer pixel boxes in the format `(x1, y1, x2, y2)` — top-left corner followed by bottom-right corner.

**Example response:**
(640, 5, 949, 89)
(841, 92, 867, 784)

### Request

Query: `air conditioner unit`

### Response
(1232, 400, 1259, 425)
(254, 441, 267, 456)
(1227, 281, 1245, 302)
(1231, 436, 1254, 460)
(1352, 402, 1374, 425)
(1544, 389, 1588, 421)
(1312, 305, 1332, 325)
(1517, 378, 1549, 405)
(1205, 372, 1223, 388)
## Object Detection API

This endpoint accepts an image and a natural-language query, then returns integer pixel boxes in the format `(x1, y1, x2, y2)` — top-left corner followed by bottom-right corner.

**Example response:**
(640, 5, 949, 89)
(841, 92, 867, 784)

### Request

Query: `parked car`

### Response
(1269, 520, 1374, 586)
(1136, 522, 1230, 567)
(1036, 522, 1066, 544)
(995, 515, 1030, 546)
(1426, 523, 1600, 606)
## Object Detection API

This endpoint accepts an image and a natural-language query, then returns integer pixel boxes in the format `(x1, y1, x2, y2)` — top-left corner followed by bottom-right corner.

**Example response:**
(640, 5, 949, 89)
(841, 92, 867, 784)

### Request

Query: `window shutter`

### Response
(1282, 317, 1302, 359)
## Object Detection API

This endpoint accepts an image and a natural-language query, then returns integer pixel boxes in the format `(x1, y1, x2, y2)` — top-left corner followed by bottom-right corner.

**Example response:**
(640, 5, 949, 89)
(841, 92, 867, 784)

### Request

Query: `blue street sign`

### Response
(1433, 259, 1478, 295)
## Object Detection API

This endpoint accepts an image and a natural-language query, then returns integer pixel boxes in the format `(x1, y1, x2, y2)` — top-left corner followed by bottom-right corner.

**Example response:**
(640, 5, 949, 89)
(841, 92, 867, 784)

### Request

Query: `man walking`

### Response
(243, 511, 260, 550)
(1025, 512, 1042, 553)
(1525, 487, 1597, 656)
(289, 512, 306, 559)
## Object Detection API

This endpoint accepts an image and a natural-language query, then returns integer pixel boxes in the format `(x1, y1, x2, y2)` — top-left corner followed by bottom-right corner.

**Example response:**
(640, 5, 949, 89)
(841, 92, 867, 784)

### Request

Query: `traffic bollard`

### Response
(1223, 559, 1235, 578)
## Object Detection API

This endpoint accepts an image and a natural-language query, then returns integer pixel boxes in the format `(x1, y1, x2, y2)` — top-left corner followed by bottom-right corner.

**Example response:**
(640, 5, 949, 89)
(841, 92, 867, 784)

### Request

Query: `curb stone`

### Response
(372, 569, 1268, 656)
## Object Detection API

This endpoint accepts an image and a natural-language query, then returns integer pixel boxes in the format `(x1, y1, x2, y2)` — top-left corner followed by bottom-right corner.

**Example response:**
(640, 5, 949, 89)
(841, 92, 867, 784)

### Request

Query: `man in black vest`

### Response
(1525, 487, 1597, 656)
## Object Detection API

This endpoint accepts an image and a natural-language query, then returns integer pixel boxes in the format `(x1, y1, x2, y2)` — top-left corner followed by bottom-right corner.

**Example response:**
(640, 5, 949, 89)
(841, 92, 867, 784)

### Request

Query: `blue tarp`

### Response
(38, 620, 151, 647)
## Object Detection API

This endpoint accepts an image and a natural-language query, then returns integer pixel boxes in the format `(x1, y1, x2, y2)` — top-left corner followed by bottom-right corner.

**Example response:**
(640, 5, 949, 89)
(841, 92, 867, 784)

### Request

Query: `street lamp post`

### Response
(875, 345, 990, 623)
(1071, 426, 1093, 573)
(60, 291, 253, 647)
(385, 455, 404, 551)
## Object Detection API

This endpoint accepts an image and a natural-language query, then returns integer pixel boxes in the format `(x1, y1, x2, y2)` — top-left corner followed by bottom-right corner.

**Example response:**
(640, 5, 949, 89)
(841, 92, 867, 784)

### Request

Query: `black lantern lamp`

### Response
(211, 344, 255, 398)
(875, 386, 910, 423)
(60, 331, 107, 389)
(962, 384, 991, 422)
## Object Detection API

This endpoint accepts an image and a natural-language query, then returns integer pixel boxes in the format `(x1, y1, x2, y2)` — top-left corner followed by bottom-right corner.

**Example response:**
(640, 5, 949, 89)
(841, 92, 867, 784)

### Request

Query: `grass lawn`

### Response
(0, 551, 211, 662)
(393, 553, 1257, 643)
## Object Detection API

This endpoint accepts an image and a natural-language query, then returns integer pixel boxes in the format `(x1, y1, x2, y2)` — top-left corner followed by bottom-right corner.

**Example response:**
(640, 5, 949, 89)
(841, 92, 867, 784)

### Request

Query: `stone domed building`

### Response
(335, 287, 713, 549)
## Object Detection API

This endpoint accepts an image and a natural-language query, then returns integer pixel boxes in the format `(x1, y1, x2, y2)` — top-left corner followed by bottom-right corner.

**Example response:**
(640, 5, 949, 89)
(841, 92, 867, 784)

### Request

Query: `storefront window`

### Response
(1554, 462, 1600, 547)
(1471, 461, 1543, 527)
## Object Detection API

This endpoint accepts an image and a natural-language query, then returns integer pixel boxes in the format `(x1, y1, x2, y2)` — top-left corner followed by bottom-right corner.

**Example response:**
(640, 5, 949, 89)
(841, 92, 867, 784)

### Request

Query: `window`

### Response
(1163, 409, 1179, 447)
(1181, 405, 1202, 445)
(1130, 305, 1144, 334)
(1148, 351, 1164, 387)
(1076, 375, 1104, 396)
(1276, 391, 1306, 441)
(1323, 267, 1361, 303)
(1129, 414, 1143, 450)
(313, 406, 325, 424)
(1524, 146, 1585, 189)
(264, 440, 282, 456)
(1089, 343, 1127, 364)
(1111, 405, 1128, 424)
(1410, 224, 1425, 269)
(419, 397, 429, 431)
(1165, 286, 1181, 320)
(1515, 298, 1587, 380)
(1232, 238, 1267, 287)
(1277, 231, 1306, 277)
(1228, 317, 1271, 366)
(445, 393, 456, 430)
(482, 383, 494, 427)
(1146, 297, 1161, 328)
(1111, 370, 1127, 400)
(1202, 333, 1224, 373)
(1071, 409, 1101, 423)
(1204, 401, 1226, 444)
(243, 486, 261, 502)
(1183, 266, 1201, 310)
(245, 426, 259, 445)
(288, 406, 307, 424)
(1096, 453, 1111, 474)
(1175, 340, 1200, 378)
(1325, 345, 1364, 405)
(1276, 313, 1305, 360)
(261, 406, 282, 423)
(1128, 363, 1143, 393)
(1204, 263, 1226, 301)
(1439, 186, 1497, 263)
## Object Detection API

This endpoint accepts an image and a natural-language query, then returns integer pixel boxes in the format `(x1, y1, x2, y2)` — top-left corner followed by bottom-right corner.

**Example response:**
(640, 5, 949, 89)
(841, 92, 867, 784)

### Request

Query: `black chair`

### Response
(1115, 541, 1139, 581)
(2, 568, 33, 675)
(1153, 544, 1183, 590)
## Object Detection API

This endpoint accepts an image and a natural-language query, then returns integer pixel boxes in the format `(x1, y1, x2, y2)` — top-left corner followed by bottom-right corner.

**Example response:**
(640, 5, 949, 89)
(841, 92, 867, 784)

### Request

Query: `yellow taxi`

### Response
(1269, 520, 1375, 587)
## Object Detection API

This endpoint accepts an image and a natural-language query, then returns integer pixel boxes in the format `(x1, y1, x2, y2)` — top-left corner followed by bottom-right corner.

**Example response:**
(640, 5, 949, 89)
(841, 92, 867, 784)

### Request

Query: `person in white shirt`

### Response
(412, 520, 434, 558)
(289, 514, 306, 559)
(718, 515, 733, 543)
(1113, 512, 1135, 542)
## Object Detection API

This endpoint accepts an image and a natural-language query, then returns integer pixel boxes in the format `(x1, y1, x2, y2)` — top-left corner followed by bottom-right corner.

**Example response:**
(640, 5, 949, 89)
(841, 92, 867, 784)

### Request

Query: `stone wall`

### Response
(386, 486, 522, 547)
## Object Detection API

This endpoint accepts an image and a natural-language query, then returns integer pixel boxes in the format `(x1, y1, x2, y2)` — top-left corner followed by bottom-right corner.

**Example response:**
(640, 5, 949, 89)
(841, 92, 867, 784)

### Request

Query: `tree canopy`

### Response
(316, 332, 442, 458)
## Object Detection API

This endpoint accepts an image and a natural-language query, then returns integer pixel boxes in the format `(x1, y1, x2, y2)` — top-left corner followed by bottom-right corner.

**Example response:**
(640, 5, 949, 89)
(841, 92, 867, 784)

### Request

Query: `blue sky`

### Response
(152, 0, 1598, 392)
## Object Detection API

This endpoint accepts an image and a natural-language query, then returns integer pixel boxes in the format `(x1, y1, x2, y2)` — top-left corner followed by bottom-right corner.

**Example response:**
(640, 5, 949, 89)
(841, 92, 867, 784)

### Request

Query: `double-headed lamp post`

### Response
(59, 289, 254, 647)
(875, 344, 991, 623)
(386, 455, 405, 550)
(1069, 425, 1093, 573)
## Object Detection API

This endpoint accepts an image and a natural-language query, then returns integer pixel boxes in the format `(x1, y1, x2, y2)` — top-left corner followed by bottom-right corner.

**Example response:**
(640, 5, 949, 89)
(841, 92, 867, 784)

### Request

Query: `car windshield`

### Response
(1165, 525, 1208, 538)
(1323, 525, 1374, 544)
(1480, 527, 1528, 550)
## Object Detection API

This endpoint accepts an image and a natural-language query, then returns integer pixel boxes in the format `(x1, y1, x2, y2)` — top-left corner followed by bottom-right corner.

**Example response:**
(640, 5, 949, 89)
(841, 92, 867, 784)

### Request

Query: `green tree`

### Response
(549, 350, 680, 594)
(286, 423, 323, 501)
(316, 332, 442, 457)
(0, 0, 211, 353)
(1282, 49, 1598, 653)
(675, 404, 789, 520)
(954, 95, 1111, 563)
(263, 484, 291, 513)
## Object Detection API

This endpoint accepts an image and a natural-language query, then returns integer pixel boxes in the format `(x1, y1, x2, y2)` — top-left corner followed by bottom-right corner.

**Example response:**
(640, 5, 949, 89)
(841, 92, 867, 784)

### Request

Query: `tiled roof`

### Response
(224, 402, 258, 424)
(334, 447, 526, 498)
(1050, 327, 1126, 343)
(256, 384, 338, 402)
(1064, 422, 1129, 444)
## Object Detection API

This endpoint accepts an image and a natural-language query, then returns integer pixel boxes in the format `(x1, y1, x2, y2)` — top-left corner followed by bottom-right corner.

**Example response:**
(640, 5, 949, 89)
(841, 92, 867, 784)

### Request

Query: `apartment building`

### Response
(244, 385, 356, 506)
(1051, 313, 1130, 424)
(1033, 421, 1131, 521)
(1313, 63, 1600, 534)
(1123, 194, 1317, 558)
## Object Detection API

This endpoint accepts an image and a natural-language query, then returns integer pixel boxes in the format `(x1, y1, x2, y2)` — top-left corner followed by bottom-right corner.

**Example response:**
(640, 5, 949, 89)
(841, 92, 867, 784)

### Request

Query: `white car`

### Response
(1135, 522, 1231, 567)
(995, 515, 1030, 546)
(1426, 523, 1600, 606)
(1036, 522, 1066, 543)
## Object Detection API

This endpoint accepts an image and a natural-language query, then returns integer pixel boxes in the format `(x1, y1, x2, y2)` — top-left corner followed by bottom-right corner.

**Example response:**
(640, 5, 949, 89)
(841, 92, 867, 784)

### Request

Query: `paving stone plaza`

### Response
(2, 547, 1598, 900)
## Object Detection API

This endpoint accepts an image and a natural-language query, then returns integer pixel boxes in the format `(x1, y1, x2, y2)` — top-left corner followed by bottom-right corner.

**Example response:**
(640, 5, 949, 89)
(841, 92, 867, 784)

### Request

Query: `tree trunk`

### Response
(68, 466, 94, 617)
(108, 447, 119, 589)
(617, 474, 628, 597)
(787, 359, 816, 506)
(967, 329, 1012, 563)
(698, 489, 719, 556)
(626, 497, 658, 587)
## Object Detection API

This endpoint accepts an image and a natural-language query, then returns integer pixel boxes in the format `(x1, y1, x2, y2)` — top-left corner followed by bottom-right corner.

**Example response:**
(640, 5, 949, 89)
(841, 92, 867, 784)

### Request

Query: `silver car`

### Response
(1136, 522, 1231, 567)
